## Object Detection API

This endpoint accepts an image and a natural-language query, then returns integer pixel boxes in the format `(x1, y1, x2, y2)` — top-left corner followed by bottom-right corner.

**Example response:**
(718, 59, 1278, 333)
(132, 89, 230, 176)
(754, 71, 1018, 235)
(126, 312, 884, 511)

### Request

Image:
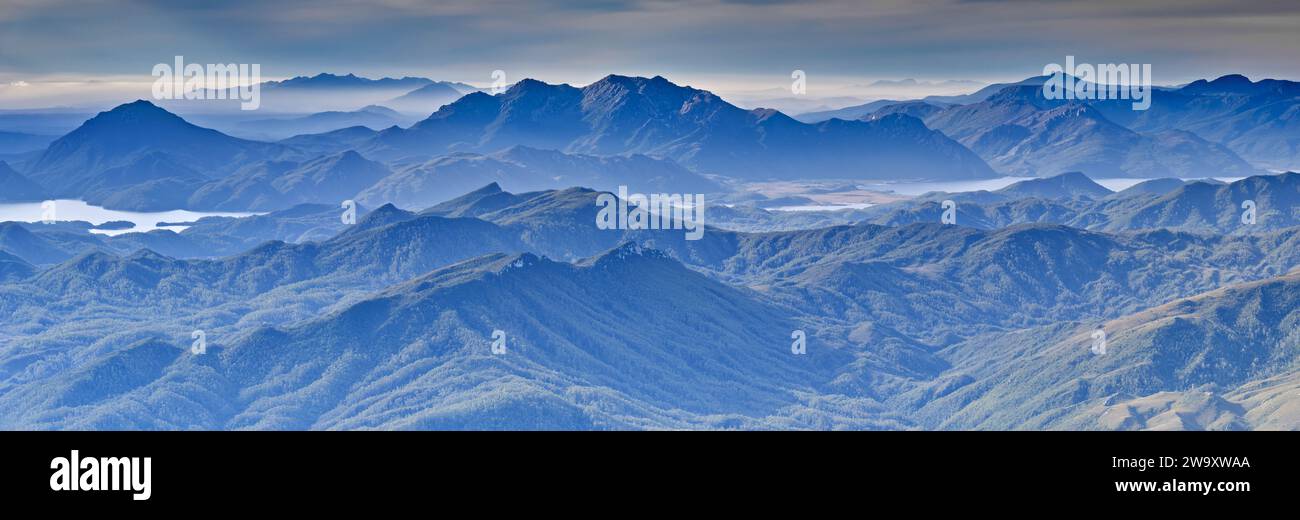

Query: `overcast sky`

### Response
(2, 0, 1298, 106)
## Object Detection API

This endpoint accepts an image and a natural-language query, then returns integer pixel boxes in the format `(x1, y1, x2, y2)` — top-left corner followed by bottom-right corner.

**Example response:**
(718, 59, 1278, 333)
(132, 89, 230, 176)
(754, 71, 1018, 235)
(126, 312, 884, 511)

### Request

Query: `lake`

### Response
(0, 200, 259, 236)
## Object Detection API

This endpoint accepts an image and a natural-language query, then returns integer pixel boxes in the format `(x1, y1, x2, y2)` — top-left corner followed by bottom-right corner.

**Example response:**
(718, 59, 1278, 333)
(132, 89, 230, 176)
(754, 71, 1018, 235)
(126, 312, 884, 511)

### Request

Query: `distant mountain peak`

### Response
(358, 104, 400, 116)
(584, 74, 709, 104)
(267, 73, 433, 90)
(593, 74, 635, 85)
(350, 203, 415, 232)
(997, 170, 1112, 199)
(118, 98, 164, 110)
(585, 241, 672, 268)
(501, 252, 544, 272)
(63, 100, 209, 140)
(64, 249, 119, 269)
(29, 99, 299, 204)
(126, 248, 172, 261)
(1179, 74, 1262, 95)
(1210, 73, 1252, 85)
(871, 78, 920, 87)
(95, 99, 183, 122)
(504, 78, 563, 95)
(1054, 171, 1094, 181)
(591, 74, 675, 87)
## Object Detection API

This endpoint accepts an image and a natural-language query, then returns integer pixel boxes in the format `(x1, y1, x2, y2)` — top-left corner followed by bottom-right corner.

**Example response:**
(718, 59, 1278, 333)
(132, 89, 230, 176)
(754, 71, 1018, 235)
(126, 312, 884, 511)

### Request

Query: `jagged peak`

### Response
(582, 241, 672, 268)
(347, 203, 415, 232)
(1039, 101, 1104, 120)
(499, 252, 544, 273)
(589, 74, 679, 89)
(469, 182, 503, 195)
(503, 77, 573, 96)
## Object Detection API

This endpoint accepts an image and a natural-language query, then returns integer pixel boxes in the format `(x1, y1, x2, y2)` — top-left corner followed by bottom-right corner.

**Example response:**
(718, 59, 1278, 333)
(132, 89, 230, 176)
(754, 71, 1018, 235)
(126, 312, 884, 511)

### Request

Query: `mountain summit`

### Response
(28, 100, 295, 204)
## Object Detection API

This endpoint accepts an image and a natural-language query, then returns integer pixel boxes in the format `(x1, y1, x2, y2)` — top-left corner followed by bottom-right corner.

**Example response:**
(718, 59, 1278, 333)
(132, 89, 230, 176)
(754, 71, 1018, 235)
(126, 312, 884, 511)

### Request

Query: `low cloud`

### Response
(1, 0, 1297, 97)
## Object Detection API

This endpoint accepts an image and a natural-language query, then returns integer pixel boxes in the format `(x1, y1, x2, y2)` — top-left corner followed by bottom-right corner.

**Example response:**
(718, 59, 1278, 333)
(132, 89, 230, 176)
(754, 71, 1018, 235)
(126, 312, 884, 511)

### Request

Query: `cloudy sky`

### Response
(2, 0, 1298, 107)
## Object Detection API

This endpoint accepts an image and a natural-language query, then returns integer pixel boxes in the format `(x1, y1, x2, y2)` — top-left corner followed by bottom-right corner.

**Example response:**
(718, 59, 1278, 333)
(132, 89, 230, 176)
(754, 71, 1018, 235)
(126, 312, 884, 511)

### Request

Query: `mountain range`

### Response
(14, 98, 723, 211)
(865, 170, 1300, 234)
(3, 70, 1299, 430)
(2, 175, 1300, 429)
(181, 73, 461, 114)
(917, 85, 1259, 178)
(808, 74, 1298, 176)
(355, 145, 720, 209)
(362, 75, 997, 180)
(1069, 75, 1299, 170)
(8, 83, 996, 211)
(14, 71, 1294, 215)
